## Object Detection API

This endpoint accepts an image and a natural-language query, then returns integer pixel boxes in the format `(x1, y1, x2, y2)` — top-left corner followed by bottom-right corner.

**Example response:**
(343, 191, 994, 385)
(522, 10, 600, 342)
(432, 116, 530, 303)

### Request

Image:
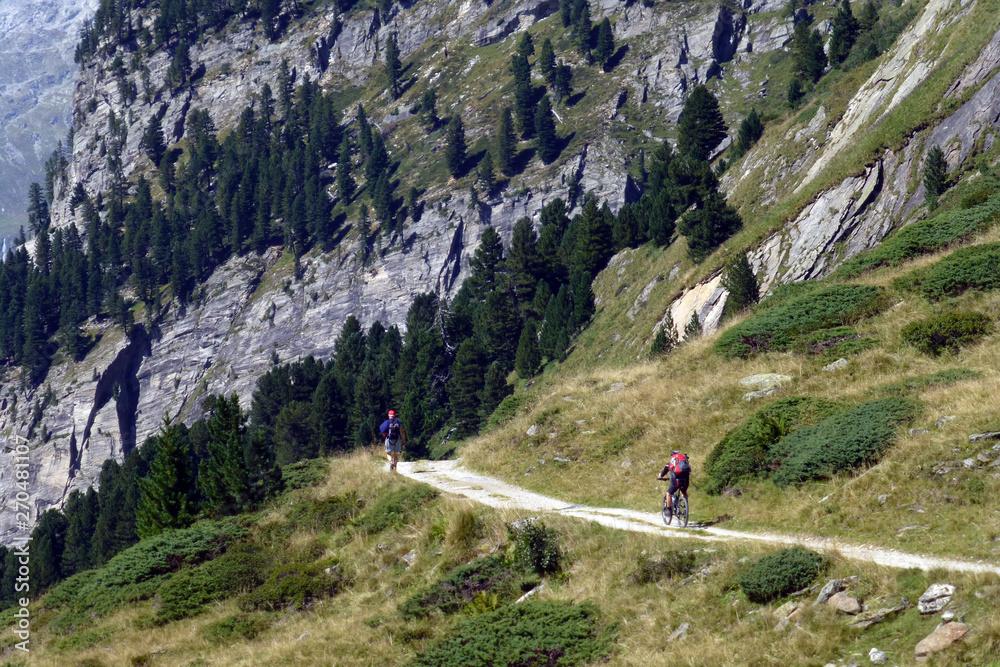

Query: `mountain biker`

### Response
(380, 410, 406, 471)
(657, 450, 690, 513)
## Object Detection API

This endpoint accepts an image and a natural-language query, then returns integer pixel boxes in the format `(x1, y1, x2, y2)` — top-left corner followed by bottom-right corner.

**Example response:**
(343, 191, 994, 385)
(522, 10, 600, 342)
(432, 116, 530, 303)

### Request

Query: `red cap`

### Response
(388, 410, 396, 417)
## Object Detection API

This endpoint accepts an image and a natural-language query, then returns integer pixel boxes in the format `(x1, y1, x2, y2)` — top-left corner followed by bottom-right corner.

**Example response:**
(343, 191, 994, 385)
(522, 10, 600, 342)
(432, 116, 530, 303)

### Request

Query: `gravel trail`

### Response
(396, 459, 1000, 576)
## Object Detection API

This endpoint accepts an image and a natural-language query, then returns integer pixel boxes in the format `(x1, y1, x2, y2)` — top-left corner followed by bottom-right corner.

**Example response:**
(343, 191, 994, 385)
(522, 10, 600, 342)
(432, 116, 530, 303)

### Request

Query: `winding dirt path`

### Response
(397, 460, 1000, 576)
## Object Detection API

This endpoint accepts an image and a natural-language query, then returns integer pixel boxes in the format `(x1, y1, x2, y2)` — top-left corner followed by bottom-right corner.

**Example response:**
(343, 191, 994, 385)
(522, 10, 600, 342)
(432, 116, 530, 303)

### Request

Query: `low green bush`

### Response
(154, 544, 272, 623)
(286, 494, 358, 532)
(509, 519, 562, 576)
(917, 243, 1000, 300)
(281, 459, 329, 490)
(834, 192, 1000, 278)
(201, 614, 272, 643)
(772, 398, 919, 485)
(870, 368, 983, 396)
(626, 551, 700, 585)
(739, 547, 825, 603)
(408, 601, 614, 667)
(714, 285, 887, 358)
(704, 397, 840, 494)
(353, 484, 439, 535)
(399, 555, 527, 618)
(900, 312, 992, 356)
(240, 561, 347, 611)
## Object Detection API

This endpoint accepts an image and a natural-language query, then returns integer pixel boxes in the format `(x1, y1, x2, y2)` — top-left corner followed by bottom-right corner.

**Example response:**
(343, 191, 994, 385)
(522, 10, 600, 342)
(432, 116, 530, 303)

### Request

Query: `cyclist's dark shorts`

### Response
(668, 473, 689, 496)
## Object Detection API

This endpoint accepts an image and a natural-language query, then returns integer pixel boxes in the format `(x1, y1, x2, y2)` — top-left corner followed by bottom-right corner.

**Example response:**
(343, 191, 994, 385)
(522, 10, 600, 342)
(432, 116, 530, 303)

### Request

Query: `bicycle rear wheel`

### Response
(676, 495, 689, 528)
(662, 496, 672, 526)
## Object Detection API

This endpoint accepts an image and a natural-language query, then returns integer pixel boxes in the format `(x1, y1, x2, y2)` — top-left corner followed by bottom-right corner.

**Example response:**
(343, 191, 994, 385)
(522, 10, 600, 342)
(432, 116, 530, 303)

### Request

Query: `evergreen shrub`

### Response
(201, 614, 272, 643)
(714, 285, 886, 358)
(626, 551, 700, 585)
(772, 398, 918, 485)
(281, 459, 328, 490)
(900, 312, 992, 356)
(240, 561, 348, 611)
(399, 555, 526, 618)
(154, 544, 271, 623)
(834, 193, 1000, 278)
(739, 547, 825, 603)
(704, 397, 840, 494)
(408, 601, 613, 667)
(353, 484, 439, 535)
(918, 243, 1000, 300)
(509, 518, 562, 576)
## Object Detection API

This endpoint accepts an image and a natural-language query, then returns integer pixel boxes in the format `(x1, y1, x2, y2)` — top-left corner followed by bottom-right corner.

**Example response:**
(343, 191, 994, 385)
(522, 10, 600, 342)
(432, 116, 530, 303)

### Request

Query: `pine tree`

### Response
(357, 104, 373, 157)
(684, 312, 702, 340)
(560, 0, 573, 27)
(449, 338, 486, 437)
(570, 198, 614, 275)
(506, 216, 540, 303)
(384, 32, 402, 99)
(787, 77, 804, 107)
(594, 18, 615, 71)
(479, 361, 513, 423)
(569, 267, 595, 330)
(446, 115, 467, 178)
(859, 0, 879, 32)
(513, 56, 535, 138)
(722, 252, 760, 316)
(572, 0, 592, 61)
(166, 40, 191, 89)
(677, 85, 727, 160)
(495, 107, 517, 177)
(30, 510, 68, 591)
(337, 133, 354, 201)
(365, 133, 388, 186)
(420, 87, 438, 129)
(534, 94, 559, 164)
(141, 117, 166, 166)
(732, 108, 764, 160)
(478, 152, 495, 194)
(373, 171, 392, 224)
(136, 417, 194, 538)
(650, 315, 678, 356)
(923, 145, 948, 209)
(552, 61, 573, 104)
(829, 0, 860, 65)
(477, 277, 523, 371)
(517, 31, 535, 61)
(539, 38, 556, 83)
(678, 190, 743, 261)
(26, 182, 49, 234)
(60, 488, 98, 577)
(515, 319, 541, 378)
(198, 393, 254, 515)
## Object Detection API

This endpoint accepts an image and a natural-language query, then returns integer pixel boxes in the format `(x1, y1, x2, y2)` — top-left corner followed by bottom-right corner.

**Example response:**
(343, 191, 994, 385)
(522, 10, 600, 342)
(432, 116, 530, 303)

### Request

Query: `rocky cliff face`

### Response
(0, 0, 99, 238)
(3, 0, 995, 544)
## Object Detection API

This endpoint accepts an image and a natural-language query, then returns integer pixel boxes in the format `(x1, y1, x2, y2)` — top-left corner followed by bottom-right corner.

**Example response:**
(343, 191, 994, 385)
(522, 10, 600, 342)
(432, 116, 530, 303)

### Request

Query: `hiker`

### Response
(380, 409, 406, 471)
(657, 450, 691, 511)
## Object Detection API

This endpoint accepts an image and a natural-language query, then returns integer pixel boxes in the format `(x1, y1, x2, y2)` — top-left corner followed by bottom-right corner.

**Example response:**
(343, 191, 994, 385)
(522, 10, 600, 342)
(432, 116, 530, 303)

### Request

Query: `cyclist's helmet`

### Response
(388, 410, 396, 417)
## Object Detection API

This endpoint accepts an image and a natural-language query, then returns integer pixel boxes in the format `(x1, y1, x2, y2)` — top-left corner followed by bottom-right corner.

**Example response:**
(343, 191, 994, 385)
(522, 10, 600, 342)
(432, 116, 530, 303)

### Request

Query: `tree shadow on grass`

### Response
(604, 44, 630, 72)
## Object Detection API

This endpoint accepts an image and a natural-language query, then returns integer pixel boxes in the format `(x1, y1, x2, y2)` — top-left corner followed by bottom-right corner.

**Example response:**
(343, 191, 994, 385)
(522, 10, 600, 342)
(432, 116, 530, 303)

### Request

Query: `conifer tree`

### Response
(569, 267, 595, 330)
(480, 362, 513, 422)
(517, 31, 535, 61)
(787, 77, 804, 107)
(420, 88, 438, 129)
(449, 338, 486, 437)
(495, 107, 517, 177)
(477, 278, 522, 371)
(650, 315, 678, 356)
(357, 103, 373, 157)
(373, 171, 392, 224)
(365, 133, 388, 185)
(552, 61, 573, 104)
(534, 94, 559, 164)
(384, 32, 402, 99)
(722, 252, 760, 316)
(829, 0, 860, 65)
(570, 198, 614, 275)
(684, 313, 702, 340)
(923, 145, 948, 209)
(594, 18, 615, 71)
(136, 417, 194, 538)
(30, 510, 68, 591)
(477, 152, 495, 194)
(198, 393, 255, 515)
(60, 488, 98, 577)
(337, 133, 354, 201)
(859, 0, 879, 32)
(678, 85, 727, 160)
(512, 54, 535, 138)
(678, 190, 742, 261)
(141, 117, 166, 166)
(515, 319, 541, 378)
(506, 216, 540, 303)
(572, 0, 592, 61)
(539, 38, 556, 83)
(731, 108, 764, 160)
(446, 115, 467, 178)
(166, 40, 191, 89)
(560, 0, 573, 27)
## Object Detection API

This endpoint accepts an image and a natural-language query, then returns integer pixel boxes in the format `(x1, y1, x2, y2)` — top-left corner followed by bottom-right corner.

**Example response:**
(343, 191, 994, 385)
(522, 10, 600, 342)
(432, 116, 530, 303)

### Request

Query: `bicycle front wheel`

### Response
(676, 495, 689, 528)
(662, 496, 672, 526)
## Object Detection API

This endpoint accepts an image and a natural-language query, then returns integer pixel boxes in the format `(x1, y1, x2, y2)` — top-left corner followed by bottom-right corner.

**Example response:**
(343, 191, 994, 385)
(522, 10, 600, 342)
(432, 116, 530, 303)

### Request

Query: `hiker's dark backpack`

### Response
(387, 420, 401, 440)
(674, 453, 691, 475)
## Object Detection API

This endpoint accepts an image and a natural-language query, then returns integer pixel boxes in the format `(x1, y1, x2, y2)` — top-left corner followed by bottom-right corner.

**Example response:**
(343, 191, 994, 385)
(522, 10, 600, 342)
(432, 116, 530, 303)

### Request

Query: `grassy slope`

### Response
(11, 452, 1000, 666)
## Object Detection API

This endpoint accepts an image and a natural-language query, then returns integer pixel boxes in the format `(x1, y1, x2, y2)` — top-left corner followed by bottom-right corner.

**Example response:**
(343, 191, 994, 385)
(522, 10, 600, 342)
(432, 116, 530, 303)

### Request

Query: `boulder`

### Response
(815, 579, 844, 605)
(827, 591, 862, 615)
(822, 358, 848, 372)
(666, 621, 690, 643)
(739, 373, 792, 390)
(868, 648, 887, 664)
(849, 603, 908, 630)
(969, 430, 1000, 443)
(914, 622, 968, 659)
(918, 584, 955, 614)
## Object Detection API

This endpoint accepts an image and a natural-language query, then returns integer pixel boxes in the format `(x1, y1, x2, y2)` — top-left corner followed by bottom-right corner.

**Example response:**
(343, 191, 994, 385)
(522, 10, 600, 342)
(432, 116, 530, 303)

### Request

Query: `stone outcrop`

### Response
(914, 622, 969, 659)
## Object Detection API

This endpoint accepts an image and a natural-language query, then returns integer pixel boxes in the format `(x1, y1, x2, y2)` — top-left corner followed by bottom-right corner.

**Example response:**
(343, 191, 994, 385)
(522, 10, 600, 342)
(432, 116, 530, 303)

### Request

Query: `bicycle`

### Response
(661, 489, 689, 527)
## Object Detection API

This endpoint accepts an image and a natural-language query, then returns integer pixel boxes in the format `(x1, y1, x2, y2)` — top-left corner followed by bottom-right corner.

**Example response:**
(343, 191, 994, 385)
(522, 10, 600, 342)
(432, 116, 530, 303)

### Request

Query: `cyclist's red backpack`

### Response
(673, 453, 691, 475)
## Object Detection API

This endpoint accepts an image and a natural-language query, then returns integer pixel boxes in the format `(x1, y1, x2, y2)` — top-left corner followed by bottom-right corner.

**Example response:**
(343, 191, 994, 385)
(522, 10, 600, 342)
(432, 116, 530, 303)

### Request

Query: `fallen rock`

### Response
(914, 622, 968, 659)
(977, 450, 996, 463)
(607, 382, 624, 392)
(936, 416, 957, 428)
(909, 428, 930, 436)
(743, 387, 781, 401)
(774, 600, 800, 619)
(815, 579, 844, 605)
(869, 648, 887, 664)
(849, 603, 908, 630)
(941, 611, 956, 622)
(526, 424, 538, 436)
(828, 591, 862, 615)
(918, 584, 955, 614)
(823, 358, 848, 372)
(666, 621, 690, 643)
(739, 373, 792, 390)
(968, 430, 1000, 443)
